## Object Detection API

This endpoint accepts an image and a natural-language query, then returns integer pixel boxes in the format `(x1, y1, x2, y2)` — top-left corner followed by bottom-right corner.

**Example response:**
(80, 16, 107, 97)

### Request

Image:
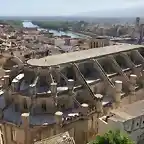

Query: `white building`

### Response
(98, 100, 144, 144)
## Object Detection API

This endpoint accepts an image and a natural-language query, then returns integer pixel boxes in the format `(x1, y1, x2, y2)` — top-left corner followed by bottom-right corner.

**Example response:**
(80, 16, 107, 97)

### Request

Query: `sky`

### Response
(0, 0, 144, 16)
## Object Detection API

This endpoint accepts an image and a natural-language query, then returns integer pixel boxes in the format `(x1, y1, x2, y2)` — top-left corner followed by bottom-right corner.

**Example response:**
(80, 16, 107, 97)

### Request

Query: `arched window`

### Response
(93, 42, 96, 48)
(90, 42, 93, 48)
(96, 42, 99, 48)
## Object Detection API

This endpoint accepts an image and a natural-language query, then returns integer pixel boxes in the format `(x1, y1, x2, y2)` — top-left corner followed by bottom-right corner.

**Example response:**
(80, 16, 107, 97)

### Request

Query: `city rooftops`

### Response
(110, 100, 144, 122)
(27, 44, 144, 67)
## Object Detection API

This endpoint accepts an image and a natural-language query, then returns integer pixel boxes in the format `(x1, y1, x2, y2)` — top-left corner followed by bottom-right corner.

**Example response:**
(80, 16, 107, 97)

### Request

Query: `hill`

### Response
(76, 6, 144, 18)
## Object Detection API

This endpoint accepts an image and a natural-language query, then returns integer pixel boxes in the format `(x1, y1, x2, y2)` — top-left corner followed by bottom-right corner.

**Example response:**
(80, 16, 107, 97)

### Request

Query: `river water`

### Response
(22, 21, 82, 38)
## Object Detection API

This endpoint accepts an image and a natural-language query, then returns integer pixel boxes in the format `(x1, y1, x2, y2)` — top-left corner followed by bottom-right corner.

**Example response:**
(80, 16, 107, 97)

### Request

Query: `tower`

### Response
(136, 17, 140, 27)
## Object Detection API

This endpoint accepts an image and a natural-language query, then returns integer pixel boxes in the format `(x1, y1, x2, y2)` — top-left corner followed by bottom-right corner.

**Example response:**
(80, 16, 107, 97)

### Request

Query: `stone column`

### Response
(81, 103, 89, 143)
(21, 113, 29, 127)
(129, 74, 137, 103)
(1, 78, 4, 87)
(55, 111, 63, 134)
(21, 113, 31, 144)
(29, 85, 37, 96)
(3, 75, 10, 87)
(81, 103, 89, 118)
(50, 82, 58, 106)
(29, 85, 37, 114)
(55, 66, 61, 84)
(0, 85, 2, 90)
(114, 80, 122, 108)
(94, 94, 103, 114)
(11, 81, 19, 92)
(31, 98, 36, 115)
(68, 79, 75, 108)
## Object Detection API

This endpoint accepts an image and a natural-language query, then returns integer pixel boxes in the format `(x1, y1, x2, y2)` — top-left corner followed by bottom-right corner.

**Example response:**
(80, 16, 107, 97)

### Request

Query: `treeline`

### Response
(32, 21, 75, 31)
(7, 20, 23, 27)
(0, 20, 23, 27)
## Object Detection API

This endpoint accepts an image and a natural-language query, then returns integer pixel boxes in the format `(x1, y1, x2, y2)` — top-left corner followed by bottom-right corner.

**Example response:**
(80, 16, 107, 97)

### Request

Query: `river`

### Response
(22, 21, 83, 38)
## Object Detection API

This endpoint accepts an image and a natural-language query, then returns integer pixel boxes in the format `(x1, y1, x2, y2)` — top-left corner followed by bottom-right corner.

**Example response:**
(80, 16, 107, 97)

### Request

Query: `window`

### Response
(24, 100, 28, 109)
(93, 42, 96, 48)
(11, 127, 16, 142)
(96, 42, 98, 48)
(15, 104, 19, 112)
(137, 123, 139, 126)
(42, 103, 46, 112)
(61, 104, 65, 109)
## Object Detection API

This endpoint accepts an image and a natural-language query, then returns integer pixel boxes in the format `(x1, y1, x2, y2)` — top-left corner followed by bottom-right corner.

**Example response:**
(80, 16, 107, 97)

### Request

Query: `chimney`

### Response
(94, 94, 103, 113)
(21, 113, 30, 128)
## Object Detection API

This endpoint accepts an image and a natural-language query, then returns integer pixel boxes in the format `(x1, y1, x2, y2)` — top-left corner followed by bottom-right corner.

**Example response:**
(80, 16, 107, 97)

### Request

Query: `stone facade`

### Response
(0, 45, 144, 144)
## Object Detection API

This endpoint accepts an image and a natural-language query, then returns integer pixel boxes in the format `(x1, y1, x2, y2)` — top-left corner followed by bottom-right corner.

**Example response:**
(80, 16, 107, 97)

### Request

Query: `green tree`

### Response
(90, 130, 135, 144)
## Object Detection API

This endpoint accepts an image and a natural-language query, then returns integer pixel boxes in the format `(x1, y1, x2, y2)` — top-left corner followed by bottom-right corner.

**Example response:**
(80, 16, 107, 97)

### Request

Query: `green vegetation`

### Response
(0, 20, 23, 27)
(7, 20, 23, 27)
(89, 130, 134, 144)
(32, 21, 76, 31)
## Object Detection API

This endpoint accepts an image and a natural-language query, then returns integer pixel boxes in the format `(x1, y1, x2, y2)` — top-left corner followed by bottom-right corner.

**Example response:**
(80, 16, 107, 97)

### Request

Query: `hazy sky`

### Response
(0, 0, 144, 16)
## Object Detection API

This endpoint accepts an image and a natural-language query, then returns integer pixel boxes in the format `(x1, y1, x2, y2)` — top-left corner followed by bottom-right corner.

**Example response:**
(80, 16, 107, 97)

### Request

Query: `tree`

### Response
(89, 130, 135, 144)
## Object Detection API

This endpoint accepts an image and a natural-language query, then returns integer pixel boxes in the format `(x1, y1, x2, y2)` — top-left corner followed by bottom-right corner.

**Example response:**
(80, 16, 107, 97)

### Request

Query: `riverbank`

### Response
(23, 21, 86, 38)
(32, 21, 74, 31)
(70, 31, 91, 38)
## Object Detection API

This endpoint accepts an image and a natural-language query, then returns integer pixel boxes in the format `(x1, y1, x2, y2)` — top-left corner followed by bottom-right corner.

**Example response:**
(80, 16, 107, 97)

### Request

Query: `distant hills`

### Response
(0, 5, 144, 23)
(76, 6, 144, 18)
